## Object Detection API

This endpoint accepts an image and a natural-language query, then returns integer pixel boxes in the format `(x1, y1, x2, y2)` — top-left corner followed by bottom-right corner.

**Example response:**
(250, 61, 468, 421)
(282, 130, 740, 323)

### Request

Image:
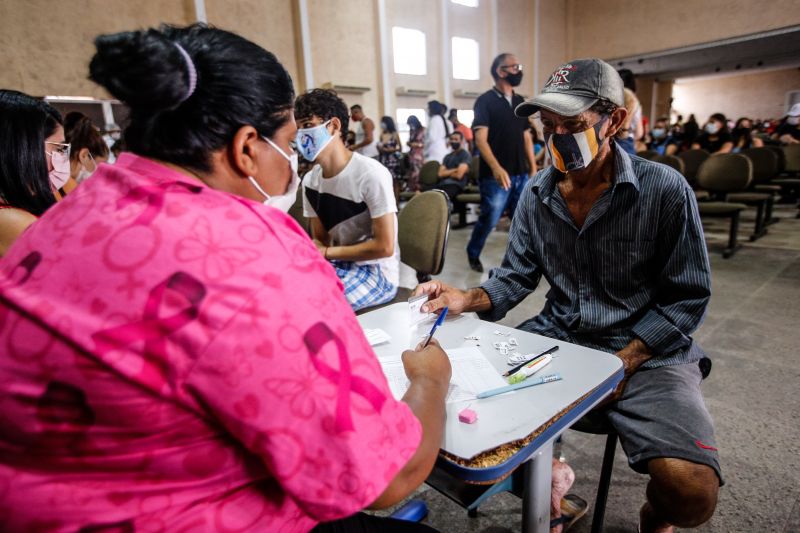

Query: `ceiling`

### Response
(606, 25, 800, 80)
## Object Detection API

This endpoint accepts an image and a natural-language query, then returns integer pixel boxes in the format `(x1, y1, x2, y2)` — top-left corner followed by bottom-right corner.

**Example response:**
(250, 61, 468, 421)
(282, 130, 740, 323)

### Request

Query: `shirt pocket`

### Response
(593, 239, 655, 302)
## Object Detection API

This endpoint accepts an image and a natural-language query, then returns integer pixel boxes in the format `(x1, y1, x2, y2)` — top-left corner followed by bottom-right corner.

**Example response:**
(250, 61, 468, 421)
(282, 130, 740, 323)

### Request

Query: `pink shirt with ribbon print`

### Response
(0, 153, 422, 532)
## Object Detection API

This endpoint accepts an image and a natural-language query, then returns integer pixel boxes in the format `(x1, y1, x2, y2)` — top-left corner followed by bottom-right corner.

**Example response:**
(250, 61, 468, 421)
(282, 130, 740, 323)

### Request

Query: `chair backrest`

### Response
(783, 144, 800, 174)
(765, 145, 786, 173)
(287, 187, 311, 235)
(398, 190, 450, 276)
(678, 149, 710, 183)
(741, 147, 779, 184)
(696, 153, 752, 193)
(419, 160, 441, 187)
(652, 154, 684, 174)
(636, 150, 658, 160)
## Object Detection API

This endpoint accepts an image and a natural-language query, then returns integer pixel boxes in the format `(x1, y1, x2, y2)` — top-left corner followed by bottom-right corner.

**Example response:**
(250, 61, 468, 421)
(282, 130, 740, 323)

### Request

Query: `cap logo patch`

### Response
(545, 64, 576, 90)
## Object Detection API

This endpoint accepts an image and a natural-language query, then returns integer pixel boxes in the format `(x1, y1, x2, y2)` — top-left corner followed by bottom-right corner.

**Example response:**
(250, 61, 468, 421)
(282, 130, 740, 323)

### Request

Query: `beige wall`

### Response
(672, 68, 800, 122)
(205, 0, 300, 85)
(0, 0, 564, 126)
(568, 0, 800, 59)
(0, 0, 195, 98)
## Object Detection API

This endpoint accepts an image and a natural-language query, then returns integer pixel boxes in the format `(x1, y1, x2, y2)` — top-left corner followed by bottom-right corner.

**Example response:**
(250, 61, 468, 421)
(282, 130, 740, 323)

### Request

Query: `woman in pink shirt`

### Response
(0, 24, 450, 532)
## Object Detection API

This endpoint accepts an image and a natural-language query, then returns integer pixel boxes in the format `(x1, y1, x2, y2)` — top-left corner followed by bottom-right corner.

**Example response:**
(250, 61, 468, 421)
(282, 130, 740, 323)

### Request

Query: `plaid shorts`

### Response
(332, 261, 398, 312)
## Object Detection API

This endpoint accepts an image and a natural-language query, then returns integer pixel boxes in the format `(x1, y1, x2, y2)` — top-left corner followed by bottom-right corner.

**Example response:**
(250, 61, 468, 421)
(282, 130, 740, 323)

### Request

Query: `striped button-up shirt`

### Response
(479, 147, 711, 368)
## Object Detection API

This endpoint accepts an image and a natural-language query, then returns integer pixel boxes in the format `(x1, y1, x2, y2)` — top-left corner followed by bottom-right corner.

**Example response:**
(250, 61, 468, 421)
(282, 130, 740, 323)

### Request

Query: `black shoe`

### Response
(468, 256, 483, 273)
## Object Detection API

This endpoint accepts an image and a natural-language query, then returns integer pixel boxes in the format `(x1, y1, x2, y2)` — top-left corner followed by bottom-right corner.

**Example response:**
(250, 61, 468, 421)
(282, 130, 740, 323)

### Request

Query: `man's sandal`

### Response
(550, 494, 589, 531)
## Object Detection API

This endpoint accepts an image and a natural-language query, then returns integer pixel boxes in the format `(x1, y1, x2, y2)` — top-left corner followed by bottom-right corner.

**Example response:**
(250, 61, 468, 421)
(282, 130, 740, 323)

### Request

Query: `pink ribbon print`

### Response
(304, 322, 386, 433)
(117, 181, 203, 226)
(91, 272, 206, 390)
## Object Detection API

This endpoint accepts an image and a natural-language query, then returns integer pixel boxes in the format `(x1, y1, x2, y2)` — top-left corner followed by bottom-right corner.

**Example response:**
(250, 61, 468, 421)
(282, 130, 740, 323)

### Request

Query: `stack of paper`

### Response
(379, 347, 507, 403)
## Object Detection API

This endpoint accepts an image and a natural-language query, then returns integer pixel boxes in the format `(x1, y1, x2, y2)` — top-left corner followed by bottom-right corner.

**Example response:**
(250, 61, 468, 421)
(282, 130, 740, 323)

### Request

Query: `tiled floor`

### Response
(383, 202, 800, 532)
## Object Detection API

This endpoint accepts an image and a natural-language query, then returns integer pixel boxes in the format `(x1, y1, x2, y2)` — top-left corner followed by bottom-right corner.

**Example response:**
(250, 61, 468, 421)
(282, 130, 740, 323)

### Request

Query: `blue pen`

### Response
(422, 307, 448, 347)
(476, 373, 562, 399)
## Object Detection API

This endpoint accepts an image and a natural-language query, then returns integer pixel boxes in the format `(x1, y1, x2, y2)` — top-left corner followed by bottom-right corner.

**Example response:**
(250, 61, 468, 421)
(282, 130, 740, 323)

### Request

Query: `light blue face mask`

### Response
(295, 120, 333, 162)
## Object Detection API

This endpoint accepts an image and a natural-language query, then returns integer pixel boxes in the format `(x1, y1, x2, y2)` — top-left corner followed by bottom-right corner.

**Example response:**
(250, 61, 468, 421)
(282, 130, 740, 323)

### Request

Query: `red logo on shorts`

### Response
(695, 440, 717, 451)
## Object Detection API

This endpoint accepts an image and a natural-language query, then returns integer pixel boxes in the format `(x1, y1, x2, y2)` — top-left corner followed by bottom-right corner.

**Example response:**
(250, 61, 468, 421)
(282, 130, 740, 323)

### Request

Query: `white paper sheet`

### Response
(379, 347, 507, 403)
(363, 328, 391, 346)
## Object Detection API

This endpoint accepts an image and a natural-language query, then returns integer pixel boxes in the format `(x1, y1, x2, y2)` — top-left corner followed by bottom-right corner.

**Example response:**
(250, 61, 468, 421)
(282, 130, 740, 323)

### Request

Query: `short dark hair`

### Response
(449, 130, 464, 140)
(491, 53, 512, 81)
(0, 90, 61, 216)
(589, 99, 619, 117)
(350, 104, 362, 111)
(66, 116, 110, 162)
(89, 23, 295, 173)
(295, 89, 350, 140)
(617, 69, 636, 92)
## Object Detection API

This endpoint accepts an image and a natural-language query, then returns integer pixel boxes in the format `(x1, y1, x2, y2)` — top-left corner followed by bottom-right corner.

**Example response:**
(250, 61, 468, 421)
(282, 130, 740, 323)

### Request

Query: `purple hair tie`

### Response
(174, 42, 197, 103)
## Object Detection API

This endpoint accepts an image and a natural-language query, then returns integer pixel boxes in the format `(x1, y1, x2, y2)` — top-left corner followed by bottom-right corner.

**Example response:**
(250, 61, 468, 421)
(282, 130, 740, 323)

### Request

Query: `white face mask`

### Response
(76, 152, 98, 184)
(247, 136, 300, 212)
(788, 116, 800, 126)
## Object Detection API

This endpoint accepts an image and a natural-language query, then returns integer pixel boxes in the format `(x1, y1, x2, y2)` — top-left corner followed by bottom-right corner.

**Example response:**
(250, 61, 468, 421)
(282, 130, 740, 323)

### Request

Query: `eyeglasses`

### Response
(501, 64, 523, 72)
(45, 142, 71, 157)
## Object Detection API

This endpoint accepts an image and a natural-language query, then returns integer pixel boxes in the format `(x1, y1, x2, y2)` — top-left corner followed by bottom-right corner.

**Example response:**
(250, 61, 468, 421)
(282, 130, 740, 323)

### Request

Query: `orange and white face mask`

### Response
(545, 117, 608, 173)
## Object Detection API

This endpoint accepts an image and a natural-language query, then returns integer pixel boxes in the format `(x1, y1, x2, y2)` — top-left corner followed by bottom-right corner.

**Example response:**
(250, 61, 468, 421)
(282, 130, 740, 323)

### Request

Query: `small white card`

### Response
(408, 294, 433, 325)
(363, 328, 392, 346)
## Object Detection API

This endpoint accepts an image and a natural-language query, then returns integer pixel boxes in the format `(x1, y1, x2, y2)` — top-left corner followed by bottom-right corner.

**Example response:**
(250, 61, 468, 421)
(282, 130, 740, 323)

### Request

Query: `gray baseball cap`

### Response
(515, 58, 625, 118)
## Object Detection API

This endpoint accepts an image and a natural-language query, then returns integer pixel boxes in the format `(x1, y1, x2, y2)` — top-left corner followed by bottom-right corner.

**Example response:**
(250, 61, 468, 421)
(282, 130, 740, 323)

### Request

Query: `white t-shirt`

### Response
(302, 152, 400, 287)
(424, 114, 451, 163)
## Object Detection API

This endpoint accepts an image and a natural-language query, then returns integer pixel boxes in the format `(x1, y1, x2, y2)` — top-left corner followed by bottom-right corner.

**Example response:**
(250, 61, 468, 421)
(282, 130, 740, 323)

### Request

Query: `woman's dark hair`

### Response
(427, 100, 447, 117)
(89, 23, 295, 173)
(64, 112, 88, 137)
(294, 88, 350, 140)
(709, 113, 728, 132)
(617, 69, 636, 92)
(380, 116, 397, 133)
(407, 115, 422, 131)
(66, 116, 109, 163)
(0, 90, 61, 216)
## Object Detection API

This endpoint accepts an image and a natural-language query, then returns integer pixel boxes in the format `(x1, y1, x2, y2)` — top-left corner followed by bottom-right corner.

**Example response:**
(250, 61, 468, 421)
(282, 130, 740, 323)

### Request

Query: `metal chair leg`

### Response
(591, 433, 618, 533)
(749, 202, 767, 241)
(723, 211, 742, 258)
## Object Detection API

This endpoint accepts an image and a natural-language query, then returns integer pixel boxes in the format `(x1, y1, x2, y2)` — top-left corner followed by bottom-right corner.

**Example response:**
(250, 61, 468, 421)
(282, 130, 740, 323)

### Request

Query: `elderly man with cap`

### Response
(413, 59, 720, 532)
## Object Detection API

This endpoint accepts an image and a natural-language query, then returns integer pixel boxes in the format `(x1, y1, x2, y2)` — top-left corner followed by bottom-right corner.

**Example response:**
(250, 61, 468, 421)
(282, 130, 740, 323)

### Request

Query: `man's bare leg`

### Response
(639, 458, 719, 533)
(550, 459, 575, 533)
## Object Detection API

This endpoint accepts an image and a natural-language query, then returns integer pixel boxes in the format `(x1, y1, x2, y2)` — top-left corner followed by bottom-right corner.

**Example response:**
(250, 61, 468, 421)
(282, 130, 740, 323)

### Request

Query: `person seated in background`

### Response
(731, 117, 764, 152)
(692, 113, 733, 154)
(434, 131, 472, 201)
(448, 108, 474, 153)
(66, 114, 110, 187)
(648, 116, 681, 156)
(527, 116, 547, 167)
(615, 69, 643, 156)
(776, 103, 800, 145)
(0, 89, 66, 256)
(415, 59, 721, 533)
(0, 24, 451, 533)
(295, 88, 400, 312)
(101, 122, 122, 163)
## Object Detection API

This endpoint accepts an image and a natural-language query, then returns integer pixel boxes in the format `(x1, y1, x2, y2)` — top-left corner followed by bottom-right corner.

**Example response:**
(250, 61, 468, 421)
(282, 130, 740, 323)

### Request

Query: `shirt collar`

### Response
(531, 143, 640, 200)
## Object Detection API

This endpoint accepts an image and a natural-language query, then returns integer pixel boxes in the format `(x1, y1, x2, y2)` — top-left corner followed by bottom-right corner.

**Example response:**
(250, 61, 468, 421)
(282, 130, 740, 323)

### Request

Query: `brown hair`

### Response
(66, 116, 109, 162)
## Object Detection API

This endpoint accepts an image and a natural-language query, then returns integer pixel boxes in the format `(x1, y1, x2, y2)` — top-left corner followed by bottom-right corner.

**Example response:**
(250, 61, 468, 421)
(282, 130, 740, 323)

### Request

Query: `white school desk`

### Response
(358, 303, 624, 533)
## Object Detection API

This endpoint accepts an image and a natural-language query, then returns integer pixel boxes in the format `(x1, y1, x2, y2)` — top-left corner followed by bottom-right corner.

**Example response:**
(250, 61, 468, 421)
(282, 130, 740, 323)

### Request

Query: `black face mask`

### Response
(449, 142, 461, 150)
(505, 71, 523, 87)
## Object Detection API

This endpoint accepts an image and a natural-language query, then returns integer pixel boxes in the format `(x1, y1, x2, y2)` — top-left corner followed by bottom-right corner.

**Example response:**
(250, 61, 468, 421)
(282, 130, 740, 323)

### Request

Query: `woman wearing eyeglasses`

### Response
(0, 90, 68, 256)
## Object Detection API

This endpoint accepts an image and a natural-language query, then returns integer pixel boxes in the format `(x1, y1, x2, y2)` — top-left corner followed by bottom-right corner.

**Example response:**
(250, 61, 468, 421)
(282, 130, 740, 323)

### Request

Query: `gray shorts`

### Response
(604, 361, 723, 483)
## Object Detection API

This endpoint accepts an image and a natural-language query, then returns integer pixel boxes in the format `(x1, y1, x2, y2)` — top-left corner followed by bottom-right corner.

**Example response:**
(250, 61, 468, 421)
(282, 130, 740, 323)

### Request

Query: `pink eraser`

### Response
(458, 407, 478, 424)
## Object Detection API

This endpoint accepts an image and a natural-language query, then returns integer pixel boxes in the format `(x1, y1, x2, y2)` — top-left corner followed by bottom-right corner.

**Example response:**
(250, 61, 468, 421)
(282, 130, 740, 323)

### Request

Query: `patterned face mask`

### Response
(545, 117, 608, 173)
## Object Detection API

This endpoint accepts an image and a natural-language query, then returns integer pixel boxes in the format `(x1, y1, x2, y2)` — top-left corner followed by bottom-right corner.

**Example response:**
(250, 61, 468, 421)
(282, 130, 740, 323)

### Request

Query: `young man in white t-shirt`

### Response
(295, 89, 399, 311)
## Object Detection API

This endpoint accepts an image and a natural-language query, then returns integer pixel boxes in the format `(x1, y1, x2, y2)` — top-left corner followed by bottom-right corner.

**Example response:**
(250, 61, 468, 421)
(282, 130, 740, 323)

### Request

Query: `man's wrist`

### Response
(464, 287, 492, 313)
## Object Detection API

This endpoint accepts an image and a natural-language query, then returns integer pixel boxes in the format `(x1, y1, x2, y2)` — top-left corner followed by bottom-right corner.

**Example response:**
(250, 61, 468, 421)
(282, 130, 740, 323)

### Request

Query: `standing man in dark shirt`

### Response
(435, 131, 472, 201)
(466, 53, 537, 272)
